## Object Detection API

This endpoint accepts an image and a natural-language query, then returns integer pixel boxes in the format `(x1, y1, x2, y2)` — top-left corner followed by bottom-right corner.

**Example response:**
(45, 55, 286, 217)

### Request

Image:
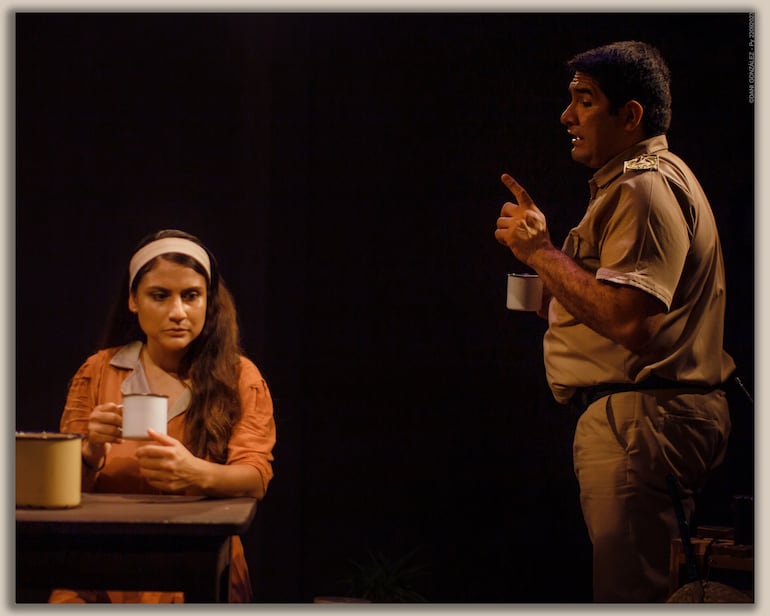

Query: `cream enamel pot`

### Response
(16, 432, 83, 508)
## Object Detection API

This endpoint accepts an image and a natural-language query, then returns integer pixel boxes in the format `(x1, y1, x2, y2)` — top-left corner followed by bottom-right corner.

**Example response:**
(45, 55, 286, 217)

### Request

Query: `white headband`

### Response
(128, 237, 212, 289)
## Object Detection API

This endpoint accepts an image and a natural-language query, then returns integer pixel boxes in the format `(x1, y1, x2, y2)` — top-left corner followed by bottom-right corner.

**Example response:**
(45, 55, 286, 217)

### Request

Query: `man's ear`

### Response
(623, 100, 644, 131)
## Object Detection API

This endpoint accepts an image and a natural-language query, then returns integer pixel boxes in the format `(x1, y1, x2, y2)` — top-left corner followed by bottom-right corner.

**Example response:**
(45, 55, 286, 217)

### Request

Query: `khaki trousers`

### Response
(573, 388, 730, 602)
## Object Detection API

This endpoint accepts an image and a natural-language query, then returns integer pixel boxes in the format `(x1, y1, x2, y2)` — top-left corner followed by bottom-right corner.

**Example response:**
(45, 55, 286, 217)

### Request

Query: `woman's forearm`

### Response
(192, 459, 265, 499)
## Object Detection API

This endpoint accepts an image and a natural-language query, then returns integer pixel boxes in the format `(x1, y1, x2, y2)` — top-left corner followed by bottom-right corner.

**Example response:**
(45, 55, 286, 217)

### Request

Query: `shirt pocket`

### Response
(564, 226, 600, 274)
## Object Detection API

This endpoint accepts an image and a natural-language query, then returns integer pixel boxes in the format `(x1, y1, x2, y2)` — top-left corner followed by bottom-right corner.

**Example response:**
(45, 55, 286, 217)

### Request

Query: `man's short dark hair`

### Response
(566, 41, 672, 137)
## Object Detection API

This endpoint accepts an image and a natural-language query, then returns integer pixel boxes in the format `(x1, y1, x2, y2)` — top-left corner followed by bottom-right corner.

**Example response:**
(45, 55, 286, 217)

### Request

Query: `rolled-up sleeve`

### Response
(60, 352, 106, 436)
(596, 173, 690, 309)
(227, 357, 277, 497)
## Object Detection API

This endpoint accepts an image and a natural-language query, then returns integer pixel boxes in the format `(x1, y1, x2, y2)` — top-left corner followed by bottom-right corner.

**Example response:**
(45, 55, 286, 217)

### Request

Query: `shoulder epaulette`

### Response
(623, 153, 659, 173)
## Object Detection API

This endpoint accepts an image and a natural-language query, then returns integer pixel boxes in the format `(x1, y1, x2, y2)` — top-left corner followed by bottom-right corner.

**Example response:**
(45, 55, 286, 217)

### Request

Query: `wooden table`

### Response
(16, 492, 257, 603)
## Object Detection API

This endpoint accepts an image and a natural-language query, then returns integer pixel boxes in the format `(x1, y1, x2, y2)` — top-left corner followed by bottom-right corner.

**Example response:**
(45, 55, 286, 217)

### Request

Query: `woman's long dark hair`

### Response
(100, 229, 243, 463)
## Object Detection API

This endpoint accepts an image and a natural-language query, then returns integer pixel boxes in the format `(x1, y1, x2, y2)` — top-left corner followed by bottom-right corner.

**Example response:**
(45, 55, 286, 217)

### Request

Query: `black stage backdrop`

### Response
(16, 12, 754, 602)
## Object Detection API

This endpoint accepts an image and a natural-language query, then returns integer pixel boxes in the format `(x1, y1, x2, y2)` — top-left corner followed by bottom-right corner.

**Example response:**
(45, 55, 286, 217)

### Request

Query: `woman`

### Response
(51, 229, 276, 603)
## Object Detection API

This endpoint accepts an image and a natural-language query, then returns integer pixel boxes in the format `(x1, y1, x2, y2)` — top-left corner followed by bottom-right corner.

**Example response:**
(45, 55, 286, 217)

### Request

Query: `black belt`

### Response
(568, 375, 721, 415)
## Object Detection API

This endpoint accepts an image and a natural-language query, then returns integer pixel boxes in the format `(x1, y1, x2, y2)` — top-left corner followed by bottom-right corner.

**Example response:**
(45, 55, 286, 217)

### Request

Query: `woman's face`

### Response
(128, 257, 208, 361)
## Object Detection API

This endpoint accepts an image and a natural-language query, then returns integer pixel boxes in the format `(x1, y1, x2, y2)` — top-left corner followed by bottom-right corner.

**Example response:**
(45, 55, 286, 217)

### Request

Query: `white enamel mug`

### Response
(121, 393, 168, 440)
(506, 273, 544, 311)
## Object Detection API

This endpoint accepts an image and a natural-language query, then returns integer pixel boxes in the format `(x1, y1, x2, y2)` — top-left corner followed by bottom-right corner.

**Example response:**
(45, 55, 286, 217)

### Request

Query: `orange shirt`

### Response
(52, 341, 276, 603)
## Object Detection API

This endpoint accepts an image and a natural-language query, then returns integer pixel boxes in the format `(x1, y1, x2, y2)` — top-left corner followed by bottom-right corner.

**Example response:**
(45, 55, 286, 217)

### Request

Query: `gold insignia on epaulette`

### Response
(623, 154, 659, 173)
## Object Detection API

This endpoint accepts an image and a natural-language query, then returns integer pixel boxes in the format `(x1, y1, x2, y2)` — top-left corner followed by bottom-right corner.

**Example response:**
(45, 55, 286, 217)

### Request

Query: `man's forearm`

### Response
(528, 245, 664, 351)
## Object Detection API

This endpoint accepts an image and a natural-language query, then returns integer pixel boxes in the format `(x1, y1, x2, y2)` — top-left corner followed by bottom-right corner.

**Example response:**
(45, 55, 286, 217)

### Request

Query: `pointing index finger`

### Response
(501, 173, 534, 208)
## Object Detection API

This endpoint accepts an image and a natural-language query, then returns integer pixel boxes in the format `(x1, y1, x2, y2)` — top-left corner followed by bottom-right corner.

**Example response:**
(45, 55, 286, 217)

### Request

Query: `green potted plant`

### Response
(343, 546, 429, 603)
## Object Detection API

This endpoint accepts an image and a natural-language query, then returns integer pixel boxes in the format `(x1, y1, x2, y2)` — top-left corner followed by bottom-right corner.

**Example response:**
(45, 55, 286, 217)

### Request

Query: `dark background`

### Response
(16, 12, 754, 602)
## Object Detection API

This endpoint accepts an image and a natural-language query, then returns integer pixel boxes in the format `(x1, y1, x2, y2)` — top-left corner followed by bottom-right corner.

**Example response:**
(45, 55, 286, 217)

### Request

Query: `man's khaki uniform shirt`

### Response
(544, 135, 735, 405)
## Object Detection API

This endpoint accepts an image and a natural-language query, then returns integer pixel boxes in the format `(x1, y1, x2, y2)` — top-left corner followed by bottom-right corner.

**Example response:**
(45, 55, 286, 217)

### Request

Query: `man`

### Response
(494, 41, 735, 602)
